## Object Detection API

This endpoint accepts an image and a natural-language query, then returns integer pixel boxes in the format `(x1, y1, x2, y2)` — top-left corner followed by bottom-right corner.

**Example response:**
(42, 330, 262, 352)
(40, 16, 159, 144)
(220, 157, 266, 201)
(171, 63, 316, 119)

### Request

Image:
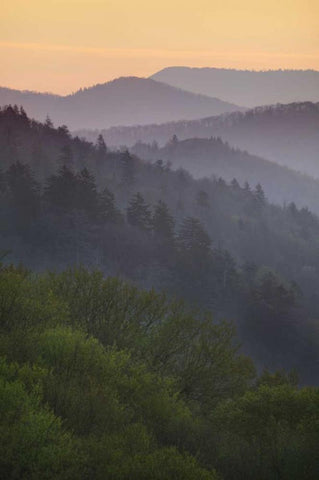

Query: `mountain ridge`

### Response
(151, 67, 319, 107)
(76, 102, 319, 177)
(130, 134, 319, 214)
(0, 76, 244, 130)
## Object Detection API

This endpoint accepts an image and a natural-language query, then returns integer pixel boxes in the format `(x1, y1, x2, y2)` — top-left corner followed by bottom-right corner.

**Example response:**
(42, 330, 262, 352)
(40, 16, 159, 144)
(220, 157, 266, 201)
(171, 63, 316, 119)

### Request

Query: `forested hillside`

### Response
(78, 102, 319, 177)
(1, 106, 319, 382)
(2, 263, 319, 479)
(131, 136, 319, 213)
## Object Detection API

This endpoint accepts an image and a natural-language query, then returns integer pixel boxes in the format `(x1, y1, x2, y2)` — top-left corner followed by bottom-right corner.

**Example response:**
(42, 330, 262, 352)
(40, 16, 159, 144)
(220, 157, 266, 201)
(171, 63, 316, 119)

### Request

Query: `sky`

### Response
(1, 0, 319, 94)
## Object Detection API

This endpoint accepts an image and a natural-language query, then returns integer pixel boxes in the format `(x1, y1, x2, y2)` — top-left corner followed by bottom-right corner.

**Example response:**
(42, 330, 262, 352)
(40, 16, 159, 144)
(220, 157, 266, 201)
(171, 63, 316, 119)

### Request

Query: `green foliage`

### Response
(0, 264, 318, 479)
(0, 266, 220, 479)
(41, 267, 254, 411)
(0, 358, 80, 480)
(0, 264, 68, 335)
(208, 384, 319, 480)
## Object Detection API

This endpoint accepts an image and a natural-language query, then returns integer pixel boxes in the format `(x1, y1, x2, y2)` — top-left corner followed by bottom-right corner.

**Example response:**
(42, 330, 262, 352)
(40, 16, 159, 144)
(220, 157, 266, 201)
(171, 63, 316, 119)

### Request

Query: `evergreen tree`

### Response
(152, 200, 175, 241)
(254, 183, 266, 207)
(76, 168, 99, 218)
(196, 190, 210, 208)
(244, 181, 251, 192)
(231, 178, 240, 190)
(44, 165, 77, 211)
(5, 162, 40, 228)
(0, 167, 6, 194)
(57, 125, 71, 138)
(120, 150, 135, 187)
(174, 217, 213, 307)
(288, 202, 298, 217)
(58, 145, 74, 168)
(100, 186, 123, 224)
(96, 134, 107, 158)
(31, 141, 48, 180)
(44, 115, 54, 129)
(177, 217, 211, 258)
(127, 192, 152, 231)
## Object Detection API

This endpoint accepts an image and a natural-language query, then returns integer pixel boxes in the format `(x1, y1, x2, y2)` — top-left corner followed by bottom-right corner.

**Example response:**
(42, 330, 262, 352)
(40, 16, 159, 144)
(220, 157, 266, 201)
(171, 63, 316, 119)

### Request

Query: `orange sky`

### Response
(1, 0, 319, 94)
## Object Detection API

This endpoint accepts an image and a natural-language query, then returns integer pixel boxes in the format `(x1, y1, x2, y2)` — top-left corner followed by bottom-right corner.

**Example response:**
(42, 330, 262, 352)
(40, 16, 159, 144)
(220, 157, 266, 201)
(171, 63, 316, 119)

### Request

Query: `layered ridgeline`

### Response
(77, 102, 319, 177)
(151, 67, 319, 107)
(0, 77, 243, 130)
(1, 106, 319, 381)
(130, 135, 319, 212)
(1, 264, 319, 480)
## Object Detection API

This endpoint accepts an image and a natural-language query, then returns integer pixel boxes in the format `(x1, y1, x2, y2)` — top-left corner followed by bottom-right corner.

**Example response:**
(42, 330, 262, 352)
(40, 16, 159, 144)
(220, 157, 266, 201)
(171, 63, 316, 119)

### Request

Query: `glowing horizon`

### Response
(1, 0, 319, 94)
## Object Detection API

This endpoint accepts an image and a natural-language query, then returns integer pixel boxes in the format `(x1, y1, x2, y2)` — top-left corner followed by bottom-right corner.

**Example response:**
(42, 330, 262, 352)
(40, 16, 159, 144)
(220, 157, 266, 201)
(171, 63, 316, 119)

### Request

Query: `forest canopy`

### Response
(1, 263, 318, 479)
(1, 106, 319, 478)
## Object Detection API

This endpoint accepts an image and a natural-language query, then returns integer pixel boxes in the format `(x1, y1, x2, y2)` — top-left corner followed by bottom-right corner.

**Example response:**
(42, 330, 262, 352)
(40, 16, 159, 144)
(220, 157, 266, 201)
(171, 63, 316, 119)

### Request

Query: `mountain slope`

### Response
(131, 135, 319, 214)
(151, 67, 319, 107)
(2, 106, 319, 382)
(0, 77, 243, 129)
(79, 102, 319, 177)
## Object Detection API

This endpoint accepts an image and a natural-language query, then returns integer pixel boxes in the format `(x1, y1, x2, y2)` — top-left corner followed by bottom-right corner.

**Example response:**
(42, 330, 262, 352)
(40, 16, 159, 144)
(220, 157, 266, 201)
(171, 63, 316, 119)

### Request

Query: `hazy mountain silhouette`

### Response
(0, 77, 243, 130)
(131, 136, 319, 213)
(79, 102, 319, 177)
(151, 67, 319, 107)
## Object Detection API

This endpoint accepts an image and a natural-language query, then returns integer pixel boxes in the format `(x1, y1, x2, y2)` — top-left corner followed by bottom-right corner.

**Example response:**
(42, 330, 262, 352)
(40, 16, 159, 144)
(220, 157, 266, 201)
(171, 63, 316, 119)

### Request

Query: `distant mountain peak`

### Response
(151, 67, 319, 107)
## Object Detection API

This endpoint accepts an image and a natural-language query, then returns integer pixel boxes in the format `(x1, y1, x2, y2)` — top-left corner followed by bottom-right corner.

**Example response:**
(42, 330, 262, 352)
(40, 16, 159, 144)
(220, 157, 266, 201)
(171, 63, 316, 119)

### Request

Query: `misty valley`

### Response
(1, 66, 319, 480)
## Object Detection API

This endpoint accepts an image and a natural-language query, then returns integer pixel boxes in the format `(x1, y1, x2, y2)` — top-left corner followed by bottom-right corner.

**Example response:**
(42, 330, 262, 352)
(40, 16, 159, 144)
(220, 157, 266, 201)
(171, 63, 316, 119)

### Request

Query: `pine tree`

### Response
(58, 145, 74, 168)
(5, 162, 40, 228)
(44, 115, 54, 129)
(196, 190, 209, 208)
(175, 217, 213, 306)
(100, 186, 122, 224)
(76, 168, 99, 217)
(244, 181, 251, 192)
(127, 192, 152, 231)
(96, 134, 107, 158)
(0, 167, 6, 194)
(288, 202, 298, 217)
(152, 200, 175, 240)
(120, 150, 135, 187)
(231, 178, 240, 190)
(44, 165, 77, 211)
(254, 183, 266, 206)
(177, 217, 211, 258)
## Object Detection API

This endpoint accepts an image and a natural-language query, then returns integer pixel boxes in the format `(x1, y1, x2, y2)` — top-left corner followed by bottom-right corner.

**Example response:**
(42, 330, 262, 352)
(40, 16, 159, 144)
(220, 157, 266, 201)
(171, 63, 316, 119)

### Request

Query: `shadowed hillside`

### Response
(2, 106, 319, 383)
(131, 135, 319, 213)
(78, 102, 319, 177)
